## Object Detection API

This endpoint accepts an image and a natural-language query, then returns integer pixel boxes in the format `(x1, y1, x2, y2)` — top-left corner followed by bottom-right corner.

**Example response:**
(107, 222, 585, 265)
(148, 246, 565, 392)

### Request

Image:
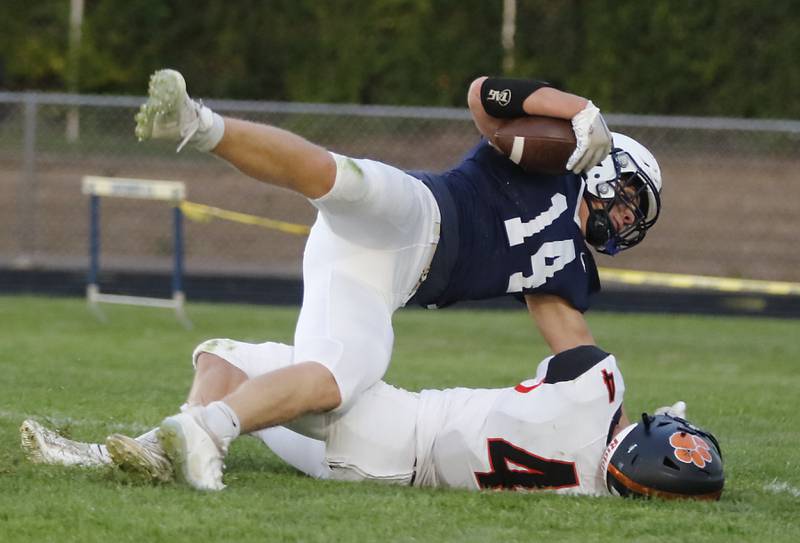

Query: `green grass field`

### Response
(1, 295, 798, 542)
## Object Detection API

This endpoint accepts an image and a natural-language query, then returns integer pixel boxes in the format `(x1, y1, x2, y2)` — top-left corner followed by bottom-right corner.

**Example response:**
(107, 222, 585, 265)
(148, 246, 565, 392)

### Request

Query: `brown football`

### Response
(492, 116, 576, 175)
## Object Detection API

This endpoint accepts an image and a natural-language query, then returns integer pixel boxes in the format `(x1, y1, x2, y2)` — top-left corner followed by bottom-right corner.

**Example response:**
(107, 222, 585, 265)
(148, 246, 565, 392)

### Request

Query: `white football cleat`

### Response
(134, 69, 220, 152)
(106, 433, 174, 482)
(157, 412, 225, 491)
(20, 419, 111, 467)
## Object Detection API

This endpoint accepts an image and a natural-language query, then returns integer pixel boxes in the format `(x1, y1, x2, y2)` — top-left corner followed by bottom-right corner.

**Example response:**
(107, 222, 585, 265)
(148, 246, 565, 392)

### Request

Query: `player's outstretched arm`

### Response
(524, 293, 595, 354)
(467, 76, 611, 174)
(467, 76, 588, 140)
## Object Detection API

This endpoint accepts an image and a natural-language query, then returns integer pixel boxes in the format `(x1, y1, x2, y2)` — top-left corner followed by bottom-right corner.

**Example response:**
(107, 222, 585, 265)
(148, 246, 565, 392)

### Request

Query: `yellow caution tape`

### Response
(180, 201, 311, 236)
(599, 267, 800, 297)
(178, 201, 800, 298)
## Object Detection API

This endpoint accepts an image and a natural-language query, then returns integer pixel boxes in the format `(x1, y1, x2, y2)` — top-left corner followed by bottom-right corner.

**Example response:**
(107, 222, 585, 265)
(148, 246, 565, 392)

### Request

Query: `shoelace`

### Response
(176, 99, 209, 153)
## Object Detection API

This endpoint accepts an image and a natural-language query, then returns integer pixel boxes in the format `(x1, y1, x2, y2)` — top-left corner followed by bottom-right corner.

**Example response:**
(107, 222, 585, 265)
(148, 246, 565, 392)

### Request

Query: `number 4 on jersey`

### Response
(602, 369, 616, 403)
(475, 439, 579, 490)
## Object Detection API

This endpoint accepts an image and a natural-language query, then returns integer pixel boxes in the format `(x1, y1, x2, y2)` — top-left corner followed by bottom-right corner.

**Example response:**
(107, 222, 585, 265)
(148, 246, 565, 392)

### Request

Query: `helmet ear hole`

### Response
(662, 457, 680, 471)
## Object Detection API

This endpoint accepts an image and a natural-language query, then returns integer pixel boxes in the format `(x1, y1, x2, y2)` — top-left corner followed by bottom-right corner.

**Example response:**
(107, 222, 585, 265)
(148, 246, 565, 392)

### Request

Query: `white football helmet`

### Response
(583, 133, 662, 255)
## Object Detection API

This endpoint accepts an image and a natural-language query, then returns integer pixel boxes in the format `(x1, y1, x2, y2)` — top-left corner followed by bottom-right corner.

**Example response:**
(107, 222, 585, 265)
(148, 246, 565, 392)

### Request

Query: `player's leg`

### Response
(212, 117, 336, 199)
(184, 351, 248, 408)
(159, 244, 401, 490)
(169, 343, 331, 480)
(196, 260, 396, 436)
(248, 384, 423, 484)
(220, 362, 341, 434)
(134, 69, 335, 199)
(310, 153, 440, 258)
(156, 339, 338, 489)
(107, 340, 299, 485)
(20, 339, 331, 484)
(24, 403, 226, 479)
(104, 343, 252, 481)
(139, 75, 441, 489)
(253, 427, 331, 479)
(219, 157, 443, 429)
(322, 381, 419, 484)
(20, 416, 330, 482)
(168, 159, 440, 452)
(248, 382, 419, 485)
(99, 345, 247, 486)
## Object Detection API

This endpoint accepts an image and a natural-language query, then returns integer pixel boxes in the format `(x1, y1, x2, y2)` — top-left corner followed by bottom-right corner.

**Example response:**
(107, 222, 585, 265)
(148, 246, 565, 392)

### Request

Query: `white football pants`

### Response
(294, 152, 440, 410)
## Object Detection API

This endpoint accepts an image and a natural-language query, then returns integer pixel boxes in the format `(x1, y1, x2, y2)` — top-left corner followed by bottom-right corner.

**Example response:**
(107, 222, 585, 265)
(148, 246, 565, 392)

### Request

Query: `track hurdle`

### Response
(81, 176, 191, 328)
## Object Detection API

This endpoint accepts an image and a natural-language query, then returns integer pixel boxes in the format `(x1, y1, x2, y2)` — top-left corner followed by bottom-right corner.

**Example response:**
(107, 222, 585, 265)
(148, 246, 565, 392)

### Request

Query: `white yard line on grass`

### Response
(764, 479, 800, 498)
(0, 409, 151, 435)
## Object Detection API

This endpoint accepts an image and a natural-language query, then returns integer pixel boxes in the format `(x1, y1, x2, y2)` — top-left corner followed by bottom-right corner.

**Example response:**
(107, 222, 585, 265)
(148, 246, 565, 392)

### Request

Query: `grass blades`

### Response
(1, 295, 798, 542)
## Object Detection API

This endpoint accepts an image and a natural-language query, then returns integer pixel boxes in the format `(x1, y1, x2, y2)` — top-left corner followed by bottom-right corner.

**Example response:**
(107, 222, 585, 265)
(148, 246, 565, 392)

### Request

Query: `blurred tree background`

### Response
(1, 0, 798, 117)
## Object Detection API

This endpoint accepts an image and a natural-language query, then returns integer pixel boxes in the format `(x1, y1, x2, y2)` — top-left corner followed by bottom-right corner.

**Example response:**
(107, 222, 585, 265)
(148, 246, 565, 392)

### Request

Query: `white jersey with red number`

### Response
(205, 339, 626, 494)
(413, 346, 624, 495)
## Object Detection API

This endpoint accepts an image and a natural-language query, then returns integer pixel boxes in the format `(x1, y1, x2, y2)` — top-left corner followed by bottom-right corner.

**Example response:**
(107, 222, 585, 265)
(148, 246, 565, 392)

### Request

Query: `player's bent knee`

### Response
(195, 352, 244, 380)
(195, 351, 223, 370)
(304, 362, 343, 413)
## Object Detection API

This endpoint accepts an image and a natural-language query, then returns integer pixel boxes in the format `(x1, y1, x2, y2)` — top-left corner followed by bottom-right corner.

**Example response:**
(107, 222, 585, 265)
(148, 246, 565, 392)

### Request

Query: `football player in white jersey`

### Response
(21, 342, 723, 499)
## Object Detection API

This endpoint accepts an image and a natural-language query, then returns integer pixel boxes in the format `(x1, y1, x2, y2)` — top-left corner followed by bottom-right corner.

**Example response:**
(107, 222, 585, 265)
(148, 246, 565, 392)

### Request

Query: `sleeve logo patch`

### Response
(487, 89, 512, 106)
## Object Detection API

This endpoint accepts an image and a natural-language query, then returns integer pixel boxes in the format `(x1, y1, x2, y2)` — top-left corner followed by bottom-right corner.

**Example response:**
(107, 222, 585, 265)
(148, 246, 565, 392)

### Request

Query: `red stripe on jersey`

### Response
(514, 379, 543, 393)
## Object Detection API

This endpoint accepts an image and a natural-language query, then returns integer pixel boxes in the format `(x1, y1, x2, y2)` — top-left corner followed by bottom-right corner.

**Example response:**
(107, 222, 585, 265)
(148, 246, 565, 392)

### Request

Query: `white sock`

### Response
(193, 110, 225, 152)
(199, 401, 241, 452)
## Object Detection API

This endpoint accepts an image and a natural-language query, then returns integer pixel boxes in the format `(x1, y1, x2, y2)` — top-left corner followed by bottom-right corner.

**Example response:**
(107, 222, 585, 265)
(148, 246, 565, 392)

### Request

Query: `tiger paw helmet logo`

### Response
(669, 432, 713, 468)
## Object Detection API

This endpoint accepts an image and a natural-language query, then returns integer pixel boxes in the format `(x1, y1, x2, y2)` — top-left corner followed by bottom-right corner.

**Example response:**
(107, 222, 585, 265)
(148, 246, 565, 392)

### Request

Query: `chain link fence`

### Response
(1, 92, 799, 284)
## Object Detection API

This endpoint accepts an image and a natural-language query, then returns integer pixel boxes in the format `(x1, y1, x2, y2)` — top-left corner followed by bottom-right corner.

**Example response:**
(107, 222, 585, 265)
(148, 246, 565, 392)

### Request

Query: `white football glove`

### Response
(566, 101, 612, 174)
(654, 401, 687, 419)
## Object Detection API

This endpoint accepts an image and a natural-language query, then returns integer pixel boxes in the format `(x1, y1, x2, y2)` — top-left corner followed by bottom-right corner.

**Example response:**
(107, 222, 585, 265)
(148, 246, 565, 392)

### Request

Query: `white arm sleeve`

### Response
(251, 426, 332, 480)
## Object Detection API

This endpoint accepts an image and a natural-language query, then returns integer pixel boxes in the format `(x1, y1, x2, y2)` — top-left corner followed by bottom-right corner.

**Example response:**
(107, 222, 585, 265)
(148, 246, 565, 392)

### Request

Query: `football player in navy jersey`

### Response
(122, 69, 662, 490)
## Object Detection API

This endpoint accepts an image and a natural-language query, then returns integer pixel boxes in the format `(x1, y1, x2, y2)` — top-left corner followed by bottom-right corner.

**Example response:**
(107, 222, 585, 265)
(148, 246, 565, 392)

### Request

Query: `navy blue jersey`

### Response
(409, 140, 600, 310)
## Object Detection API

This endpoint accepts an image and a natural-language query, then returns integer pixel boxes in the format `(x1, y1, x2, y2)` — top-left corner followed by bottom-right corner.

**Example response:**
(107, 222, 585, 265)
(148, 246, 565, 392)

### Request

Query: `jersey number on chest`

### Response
(503, 193, 581, 293)
(474, 438, 579, 491)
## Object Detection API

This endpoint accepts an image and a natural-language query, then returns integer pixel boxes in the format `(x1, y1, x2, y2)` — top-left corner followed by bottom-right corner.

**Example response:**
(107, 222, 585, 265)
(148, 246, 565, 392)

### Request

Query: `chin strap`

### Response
(603, 239, 620, 256)
(585, 207, 614, 251)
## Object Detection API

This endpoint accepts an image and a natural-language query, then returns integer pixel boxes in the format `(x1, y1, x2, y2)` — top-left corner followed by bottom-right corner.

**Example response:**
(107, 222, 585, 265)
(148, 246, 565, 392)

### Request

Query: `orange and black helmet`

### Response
(600, 413, 724, 500)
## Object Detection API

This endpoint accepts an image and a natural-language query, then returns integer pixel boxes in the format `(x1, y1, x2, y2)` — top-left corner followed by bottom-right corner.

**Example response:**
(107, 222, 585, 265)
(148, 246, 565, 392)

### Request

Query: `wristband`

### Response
(480, 77, 553, 118)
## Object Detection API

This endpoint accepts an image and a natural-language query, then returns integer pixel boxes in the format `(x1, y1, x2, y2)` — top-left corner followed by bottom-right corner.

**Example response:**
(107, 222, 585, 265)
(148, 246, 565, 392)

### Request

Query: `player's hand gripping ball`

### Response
(492, 116, 577, 175)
